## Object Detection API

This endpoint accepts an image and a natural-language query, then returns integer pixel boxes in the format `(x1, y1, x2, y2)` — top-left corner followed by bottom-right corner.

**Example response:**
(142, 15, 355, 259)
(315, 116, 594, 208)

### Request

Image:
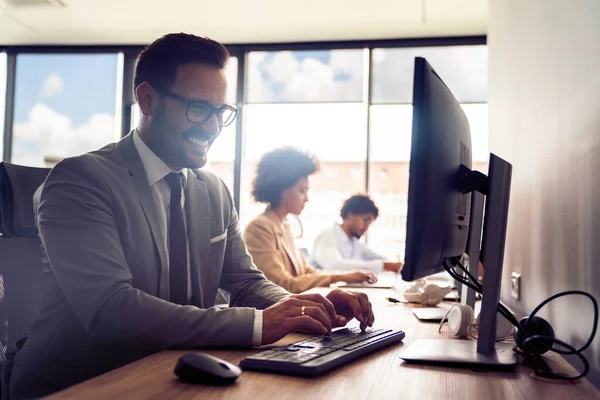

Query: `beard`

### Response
(146, 111, 220, 169)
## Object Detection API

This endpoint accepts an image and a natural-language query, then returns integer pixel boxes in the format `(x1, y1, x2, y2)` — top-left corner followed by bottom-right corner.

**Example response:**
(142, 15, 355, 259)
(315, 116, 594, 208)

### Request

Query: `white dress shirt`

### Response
(312, 223, 387, 273)
(132, 131, 263, 346)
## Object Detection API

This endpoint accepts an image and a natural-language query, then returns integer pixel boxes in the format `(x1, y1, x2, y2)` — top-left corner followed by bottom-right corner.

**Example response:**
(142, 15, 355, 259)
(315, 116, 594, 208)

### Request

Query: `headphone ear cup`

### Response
(447, 304, 474, 338)
(514, 316, 555, 354)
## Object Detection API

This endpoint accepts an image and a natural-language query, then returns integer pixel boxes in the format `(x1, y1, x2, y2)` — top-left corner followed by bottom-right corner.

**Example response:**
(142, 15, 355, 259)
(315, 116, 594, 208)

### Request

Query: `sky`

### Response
(10, 53, 119, 166)
(3, 45, 489, 167)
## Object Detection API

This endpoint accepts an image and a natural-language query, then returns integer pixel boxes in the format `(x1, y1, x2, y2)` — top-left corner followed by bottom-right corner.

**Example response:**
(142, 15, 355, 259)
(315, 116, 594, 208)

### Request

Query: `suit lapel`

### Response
(185, 170, 210, 307)
(119, 133, 169, 299)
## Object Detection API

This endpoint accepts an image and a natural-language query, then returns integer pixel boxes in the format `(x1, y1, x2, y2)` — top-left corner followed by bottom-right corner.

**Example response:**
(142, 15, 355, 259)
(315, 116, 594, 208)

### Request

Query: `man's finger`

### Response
(288, 298, 336, 326)
(338, 292, 364, 323)
(355, 292, 371, 322)
(302, 306, 333, 333)
(295, 293, 337, 322)
(290, 316, 328, 335)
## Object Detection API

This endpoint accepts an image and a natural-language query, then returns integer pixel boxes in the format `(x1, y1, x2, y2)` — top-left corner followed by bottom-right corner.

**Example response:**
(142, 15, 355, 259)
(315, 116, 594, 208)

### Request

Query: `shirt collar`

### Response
(334, 223, 356, 245)
(133, 129, 188, 187)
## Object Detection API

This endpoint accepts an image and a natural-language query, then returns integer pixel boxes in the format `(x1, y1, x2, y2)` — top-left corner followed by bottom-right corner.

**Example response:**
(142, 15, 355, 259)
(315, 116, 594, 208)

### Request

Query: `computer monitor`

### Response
(400, 57, 517, 368)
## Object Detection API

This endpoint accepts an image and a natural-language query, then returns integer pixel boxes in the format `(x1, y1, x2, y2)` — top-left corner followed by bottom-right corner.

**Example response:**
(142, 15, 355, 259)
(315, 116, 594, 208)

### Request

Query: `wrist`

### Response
(383, 262, 400, 273)
(331, 273, 348, 283)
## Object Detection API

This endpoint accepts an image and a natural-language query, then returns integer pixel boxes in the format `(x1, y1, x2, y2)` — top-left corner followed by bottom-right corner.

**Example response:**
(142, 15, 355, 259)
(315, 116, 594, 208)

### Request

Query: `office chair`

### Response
(0, 162, 51, 399)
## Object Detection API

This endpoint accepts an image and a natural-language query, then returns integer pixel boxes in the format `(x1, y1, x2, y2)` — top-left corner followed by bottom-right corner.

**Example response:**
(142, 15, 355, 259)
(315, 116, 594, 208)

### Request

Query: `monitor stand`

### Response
(461, 189, 484, 310)
(400, 154, 517, 369)
(400, 339, 516, 368)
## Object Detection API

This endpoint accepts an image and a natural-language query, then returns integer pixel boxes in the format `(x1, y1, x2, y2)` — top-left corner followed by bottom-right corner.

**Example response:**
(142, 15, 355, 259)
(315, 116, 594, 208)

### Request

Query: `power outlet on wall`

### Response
(510, 272, 521, 300)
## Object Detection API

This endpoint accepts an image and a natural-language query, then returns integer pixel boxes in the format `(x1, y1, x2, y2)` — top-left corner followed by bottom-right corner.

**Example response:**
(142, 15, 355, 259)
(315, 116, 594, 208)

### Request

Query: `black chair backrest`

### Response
(0, 162, 52, 398)
(0, 163, 51, 238)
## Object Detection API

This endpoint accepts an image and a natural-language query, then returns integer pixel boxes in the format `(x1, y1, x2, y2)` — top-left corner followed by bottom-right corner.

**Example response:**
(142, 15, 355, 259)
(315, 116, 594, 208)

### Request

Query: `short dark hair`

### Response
(252, 147, 320, 208)
(340, 194, 379, 219)
(134, 33, 230, 92)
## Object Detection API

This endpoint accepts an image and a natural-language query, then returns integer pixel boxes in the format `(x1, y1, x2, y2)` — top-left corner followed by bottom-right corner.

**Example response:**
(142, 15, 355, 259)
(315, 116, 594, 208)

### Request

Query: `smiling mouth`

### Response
(185, 136, 209, 153)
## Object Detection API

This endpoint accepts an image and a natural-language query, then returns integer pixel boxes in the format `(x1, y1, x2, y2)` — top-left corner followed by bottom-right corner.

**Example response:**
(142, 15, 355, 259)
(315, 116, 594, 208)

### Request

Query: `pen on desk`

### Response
(386, 297, 402, 304)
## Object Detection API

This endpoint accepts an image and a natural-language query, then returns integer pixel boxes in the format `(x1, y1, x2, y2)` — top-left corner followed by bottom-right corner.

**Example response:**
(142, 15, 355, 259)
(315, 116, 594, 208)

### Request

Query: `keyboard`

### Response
(240, 327, 405, 376)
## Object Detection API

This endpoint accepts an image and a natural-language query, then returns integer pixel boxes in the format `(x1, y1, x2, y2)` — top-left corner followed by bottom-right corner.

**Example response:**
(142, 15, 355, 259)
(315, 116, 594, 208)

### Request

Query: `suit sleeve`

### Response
(243, 219, 334, 294)
(36, 157, 278, 351)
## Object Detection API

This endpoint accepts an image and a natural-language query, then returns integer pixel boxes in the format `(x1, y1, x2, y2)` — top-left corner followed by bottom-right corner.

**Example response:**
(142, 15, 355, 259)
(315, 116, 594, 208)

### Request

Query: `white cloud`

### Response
(249, 50, 363, 102)
(12, 103, 115, 167)
(39, 72, 64, 99)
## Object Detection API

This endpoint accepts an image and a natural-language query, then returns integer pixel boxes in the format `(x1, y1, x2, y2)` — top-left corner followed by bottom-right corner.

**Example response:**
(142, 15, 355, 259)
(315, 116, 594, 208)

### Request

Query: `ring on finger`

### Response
(301, 305, 306, 316)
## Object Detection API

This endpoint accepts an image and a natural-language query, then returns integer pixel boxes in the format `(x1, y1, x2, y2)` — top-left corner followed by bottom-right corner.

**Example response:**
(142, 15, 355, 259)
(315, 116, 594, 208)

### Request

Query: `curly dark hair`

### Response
(340, 194, 380, 219)
(252, 147, 321, 208)
(134, 33, 230, 92)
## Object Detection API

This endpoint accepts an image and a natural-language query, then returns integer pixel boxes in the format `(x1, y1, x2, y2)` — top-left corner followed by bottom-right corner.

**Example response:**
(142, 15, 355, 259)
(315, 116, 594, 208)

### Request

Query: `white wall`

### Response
(489, 0, 600, 387)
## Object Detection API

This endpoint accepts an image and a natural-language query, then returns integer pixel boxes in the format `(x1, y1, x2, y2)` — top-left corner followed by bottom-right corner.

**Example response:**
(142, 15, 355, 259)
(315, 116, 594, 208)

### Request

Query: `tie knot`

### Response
(165, 172, 183, 192)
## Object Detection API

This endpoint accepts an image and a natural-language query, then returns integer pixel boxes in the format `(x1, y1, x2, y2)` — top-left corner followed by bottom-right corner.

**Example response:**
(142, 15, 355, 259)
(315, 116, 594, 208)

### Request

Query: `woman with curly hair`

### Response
(243, 147, 374, 293)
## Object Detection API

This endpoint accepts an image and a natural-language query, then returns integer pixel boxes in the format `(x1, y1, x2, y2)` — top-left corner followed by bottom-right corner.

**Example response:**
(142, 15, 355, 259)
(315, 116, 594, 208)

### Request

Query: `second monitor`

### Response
(400, 57, 516, 369)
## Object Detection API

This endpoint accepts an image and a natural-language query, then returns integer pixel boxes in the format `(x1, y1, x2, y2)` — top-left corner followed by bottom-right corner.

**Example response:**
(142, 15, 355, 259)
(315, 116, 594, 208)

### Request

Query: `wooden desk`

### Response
(48, 288, 600, 400)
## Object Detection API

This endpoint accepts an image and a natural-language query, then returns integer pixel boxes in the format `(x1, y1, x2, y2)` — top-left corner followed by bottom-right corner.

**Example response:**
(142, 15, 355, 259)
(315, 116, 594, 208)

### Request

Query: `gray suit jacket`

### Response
(11, 133, 288, 394)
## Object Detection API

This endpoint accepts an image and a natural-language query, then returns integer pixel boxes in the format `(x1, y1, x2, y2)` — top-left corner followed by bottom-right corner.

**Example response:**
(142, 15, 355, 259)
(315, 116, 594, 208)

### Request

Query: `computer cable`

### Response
(442, 259, 520, 328)
(442, 257, 599, 381)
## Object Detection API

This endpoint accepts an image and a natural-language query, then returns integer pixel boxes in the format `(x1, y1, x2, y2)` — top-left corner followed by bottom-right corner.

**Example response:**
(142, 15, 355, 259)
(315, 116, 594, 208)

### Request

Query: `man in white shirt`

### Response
(313, 195, 403, 273)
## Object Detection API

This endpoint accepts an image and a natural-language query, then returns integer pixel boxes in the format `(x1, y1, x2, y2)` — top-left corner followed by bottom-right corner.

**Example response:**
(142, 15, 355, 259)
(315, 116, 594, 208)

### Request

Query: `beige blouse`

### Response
(243, 210, 333, 293)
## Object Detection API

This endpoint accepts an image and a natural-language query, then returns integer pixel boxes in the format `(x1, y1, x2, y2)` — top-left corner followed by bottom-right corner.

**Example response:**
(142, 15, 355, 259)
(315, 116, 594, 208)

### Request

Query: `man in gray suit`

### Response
(9, 33, 375, 398)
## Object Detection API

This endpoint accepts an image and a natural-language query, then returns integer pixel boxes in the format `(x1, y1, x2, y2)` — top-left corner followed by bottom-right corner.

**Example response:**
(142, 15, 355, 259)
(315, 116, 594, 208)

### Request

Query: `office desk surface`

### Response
(48, 288, 600, 400)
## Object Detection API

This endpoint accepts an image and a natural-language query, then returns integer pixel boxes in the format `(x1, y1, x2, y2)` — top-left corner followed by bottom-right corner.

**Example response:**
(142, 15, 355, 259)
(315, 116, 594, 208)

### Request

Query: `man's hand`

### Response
(326, 289, 374, 331)
(261, 293, 338, 345)
(261, 290, 375, 345)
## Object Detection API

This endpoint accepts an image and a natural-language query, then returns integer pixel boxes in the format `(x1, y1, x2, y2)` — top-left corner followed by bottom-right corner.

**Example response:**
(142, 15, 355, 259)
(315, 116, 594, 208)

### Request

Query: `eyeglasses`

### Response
(159, 90, 238, 127)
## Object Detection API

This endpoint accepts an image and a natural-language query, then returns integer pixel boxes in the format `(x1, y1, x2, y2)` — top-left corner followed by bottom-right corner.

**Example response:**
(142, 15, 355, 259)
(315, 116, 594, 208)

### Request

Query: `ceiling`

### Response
(0, 0, 487, 46)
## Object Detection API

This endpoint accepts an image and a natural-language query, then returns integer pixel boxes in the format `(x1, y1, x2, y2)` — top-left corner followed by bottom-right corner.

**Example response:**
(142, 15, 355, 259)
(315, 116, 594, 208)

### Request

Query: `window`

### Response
(368, 46, 489, 260)
(0, 53, 6, 160)
(11, 54, 120, 167)
(372, 45, 488, 104)
(367, 105, 412, 259)
(202, 57, 238, 195)
(2, 43, 488, 265)
(247, 50, 364, 103)
(241, 103, 367, 250)
(242, 49, 367, 251)
(368, 103, 489, 259)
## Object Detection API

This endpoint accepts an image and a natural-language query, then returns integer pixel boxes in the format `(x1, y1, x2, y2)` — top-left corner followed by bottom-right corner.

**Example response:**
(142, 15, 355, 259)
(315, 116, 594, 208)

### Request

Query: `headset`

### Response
(438, 303, 514, 341)
(440, 257, 598, 382)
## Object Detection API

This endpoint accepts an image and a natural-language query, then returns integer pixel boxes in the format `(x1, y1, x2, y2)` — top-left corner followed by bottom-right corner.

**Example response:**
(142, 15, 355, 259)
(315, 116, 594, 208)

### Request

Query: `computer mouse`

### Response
(174, 352, 242, 385)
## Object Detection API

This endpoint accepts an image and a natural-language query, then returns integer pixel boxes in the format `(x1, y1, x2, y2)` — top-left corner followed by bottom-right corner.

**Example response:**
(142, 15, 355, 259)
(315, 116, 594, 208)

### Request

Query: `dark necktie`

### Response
(165, 172, 188, 305)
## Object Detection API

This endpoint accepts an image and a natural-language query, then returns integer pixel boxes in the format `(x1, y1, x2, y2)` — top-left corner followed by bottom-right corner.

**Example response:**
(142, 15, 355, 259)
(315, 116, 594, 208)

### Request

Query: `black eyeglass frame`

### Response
(159, 89, 238, 127)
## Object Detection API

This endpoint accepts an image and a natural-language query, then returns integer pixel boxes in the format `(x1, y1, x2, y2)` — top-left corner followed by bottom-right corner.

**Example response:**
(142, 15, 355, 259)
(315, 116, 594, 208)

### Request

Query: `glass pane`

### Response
(372, 45, 488, 104)
(247, 50, 364, 103)
(203, 57, 238, 195)
(12, 54, 119, 167)
(0, 53, 6, 160)
(367, 104, 489, 261)
(240, 103, 367, 251)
